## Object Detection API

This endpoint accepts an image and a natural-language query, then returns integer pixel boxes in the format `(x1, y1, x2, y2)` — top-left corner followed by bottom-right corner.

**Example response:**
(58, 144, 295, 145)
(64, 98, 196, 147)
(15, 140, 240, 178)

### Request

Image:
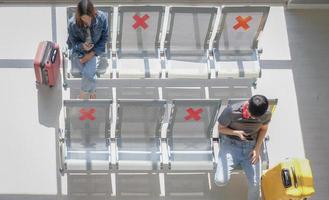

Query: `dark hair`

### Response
(248, 95, 269, 117)
(76, 0, 97, 27)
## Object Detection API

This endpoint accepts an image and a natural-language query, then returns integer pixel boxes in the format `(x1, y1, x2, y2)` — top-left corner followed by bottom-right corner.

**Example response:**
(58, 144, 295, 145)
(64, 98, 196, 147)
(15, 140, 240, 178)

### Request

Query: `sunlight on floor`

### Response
(260, 7, 291, 61)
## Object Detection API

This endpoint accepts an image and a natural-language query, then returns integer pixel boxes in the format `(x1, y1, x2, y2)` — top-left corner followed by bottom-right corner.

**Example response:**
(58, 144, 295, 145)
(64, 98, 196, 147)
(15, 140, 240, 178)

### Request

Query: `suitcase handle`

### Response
(291, 166, 298, 188)
(50, 48, 58, 63)
(281, 168, 292, 188)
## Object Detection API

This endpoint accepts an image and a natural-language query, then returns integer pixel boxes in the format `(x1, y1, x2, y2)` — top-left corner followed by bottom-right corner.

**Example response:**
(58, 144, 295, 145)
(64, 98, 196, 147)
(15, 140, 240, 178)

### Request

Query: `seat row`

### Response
(58, 98, 277, 173)
(63, 6, 270, 85)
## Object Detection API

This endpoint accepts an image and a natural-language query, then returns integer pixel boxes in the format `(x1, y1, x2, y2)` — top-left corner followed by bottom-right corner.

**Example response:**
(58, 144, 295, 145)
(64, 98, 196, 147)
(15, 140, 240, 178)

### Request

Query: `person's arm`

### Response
(254, 124, 268, 152)
(79, 51, 95, 64)
(93, 14, 109, 56)
(250, 124, 268, 164)
(218, 106, 248, 140)
(219, 125, 248, 140)
(67, 23, 84, 53)
(250, 113, 272, 164)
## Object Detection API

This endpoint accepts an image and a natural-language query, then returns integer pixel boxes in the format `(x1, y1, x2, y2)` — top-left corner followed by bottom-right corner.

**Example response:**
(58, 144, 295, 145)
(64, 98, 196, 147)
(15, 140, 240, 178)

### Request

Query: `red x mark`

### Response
(184, 108, 203, 121)
(233, 16, 252, 30)
(79, 108, 96, 121)
(132, 14, 149, 30)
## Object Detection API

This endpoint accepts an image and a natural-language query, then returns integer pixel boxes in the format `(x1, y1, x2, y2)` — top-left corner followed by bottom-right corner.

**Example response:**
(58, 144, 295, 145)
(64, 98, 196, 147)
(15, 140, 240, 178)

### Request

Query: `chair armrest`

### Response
(212, 139, 220, 165)
(256, 30, 264, 54)
(208, 49, 216, 79)
(58, 134, 66, 175)
(160, 139, 169, 170)
(160, 48, 168, 79)
(111, 52, 118, 79)
(110, 139, 118, 170)
(61, 46, 69, 88)
(110, 102, 117, 139)
(261, 135, 270, 170)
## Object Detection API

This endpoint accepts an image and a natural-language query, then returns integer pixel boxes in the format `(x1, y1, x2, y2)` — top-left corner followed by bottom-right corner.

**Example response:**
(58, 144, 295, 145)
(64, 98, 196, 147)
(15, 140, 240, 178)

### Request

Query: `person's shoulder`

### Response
(222, 104, 233, 114)
(230, 101, 243, 112)
(68, 16, 77, 27)
(260, 111, 272, 122)
(96, 10, 107, 20)
(264, 110, 272, 117)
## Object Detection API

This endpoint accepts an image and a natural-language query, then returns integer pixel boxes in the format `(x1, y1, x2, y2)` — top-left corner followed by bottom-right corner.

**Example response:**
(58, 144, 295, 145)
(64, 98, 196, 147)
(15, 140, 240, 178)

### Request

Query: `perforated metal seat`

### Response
(213, 6, 270, 79)
(163, 87, 206, 100)
(165, 7, 217, 79)
(216, 51, 261, 78)
(60, 100, 112, 172)
(116, 87, 159, 99)
(114, 100, 166, 170)
(167, 99, 221, 170)
(114, 6, 165, 78)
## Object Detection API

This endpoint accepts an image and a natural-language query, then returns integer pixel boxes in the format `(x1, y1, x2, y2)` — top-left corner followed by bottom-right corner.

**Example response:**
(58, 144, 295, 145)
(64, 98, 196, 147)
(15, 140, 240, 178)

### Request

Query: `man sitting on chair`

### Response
(214, 95, 271, 200)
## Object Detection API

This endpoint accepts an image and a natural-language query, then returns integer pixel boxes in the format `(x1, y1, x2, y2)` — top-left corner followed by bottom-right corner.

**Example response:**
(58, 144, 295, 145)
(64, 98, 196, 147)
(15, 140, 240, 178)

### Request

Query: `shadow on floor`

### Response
(37, 76, 63, 128)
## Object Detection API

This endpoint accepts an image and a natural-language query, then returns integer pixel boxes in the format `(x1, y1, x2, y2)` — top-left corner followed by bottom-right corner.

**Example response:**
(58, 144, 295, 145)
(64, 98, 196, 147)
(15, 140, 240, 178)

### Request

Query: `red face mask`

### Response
(242, 103, 251, 119)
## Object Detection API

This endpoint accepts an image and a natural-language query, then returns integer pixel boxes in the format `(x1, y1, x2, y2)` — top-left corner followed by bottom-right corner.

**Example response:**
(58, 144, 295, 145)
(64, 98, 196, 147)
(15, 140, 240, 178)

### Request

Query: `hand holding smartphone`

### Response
(82, 42, 94, 52)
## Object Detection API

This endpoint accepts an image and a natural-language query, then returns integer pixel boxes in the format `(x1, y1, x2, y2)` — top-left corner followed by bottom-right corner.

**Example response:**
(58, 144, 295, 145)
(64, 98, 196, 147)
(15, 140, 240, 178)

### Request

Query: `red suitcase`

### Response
(34, 41, 61, 87)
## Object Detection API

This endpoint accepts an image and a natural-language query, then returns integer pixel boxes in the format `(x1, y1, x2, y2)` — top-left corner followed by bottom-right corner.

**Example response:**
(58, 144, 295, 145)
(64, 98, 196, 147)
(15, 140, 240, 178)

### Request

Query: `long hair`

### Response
(75, 0, 97, 27)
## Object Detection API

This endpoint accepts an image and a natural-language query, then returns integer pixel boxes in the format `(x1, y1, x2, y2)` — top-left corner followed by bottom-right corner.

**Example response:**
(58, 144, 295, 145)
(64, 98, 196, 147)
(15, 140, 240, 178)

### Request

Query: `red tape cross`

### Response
(233, 16, 252, 30)
(132, 14, 149, 30)
(184, 108, 203, 121)
(79, 108, 96, 121)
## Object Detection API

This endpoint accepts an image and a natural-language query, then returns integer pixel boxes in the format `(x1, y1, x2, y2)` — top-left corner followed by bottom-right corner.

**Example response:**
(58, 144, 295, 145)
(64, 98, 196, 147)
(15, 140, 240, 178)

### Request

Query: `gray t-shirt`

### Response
(85, 28, 92, 44)
(218, 101, 272, 140)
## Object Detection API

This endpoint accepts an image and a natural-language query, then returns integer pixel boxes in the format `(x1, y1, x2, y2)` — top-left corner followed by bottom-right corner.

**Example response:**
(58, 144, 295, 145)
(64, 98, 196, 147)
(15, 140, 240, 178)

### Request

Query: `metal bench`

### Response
(213, 6, 270, 82)
(113, 99, 166, 171)
(164, 7, 218, 79)
(59, 99, 112, 173)
(166, 99, 221, 171)
(113, 6, 165, 78)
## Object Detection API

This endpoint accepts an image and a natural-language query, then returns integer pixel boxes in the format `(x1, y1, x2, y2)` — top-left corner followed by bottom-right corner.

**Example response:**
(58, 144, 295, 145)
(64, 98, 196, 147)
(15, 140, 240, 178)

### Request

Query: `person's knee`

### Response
(214, 173, 229, 187)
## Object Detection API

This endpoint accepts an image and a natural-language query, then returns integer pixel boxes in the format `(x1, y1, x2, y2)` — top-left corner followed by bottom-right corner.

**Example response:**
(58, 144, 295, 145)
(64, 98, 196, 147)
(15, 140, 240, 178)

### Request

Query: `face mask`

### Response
(242, 103, 251, 119)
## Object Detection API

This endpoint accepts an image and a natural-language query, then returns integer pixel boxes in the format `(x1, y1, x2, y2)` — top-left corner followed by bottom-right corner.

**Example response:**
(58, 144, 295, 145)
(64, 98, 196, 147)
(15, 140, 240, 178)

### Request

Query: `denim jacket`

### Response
(67, 10, 109, 57)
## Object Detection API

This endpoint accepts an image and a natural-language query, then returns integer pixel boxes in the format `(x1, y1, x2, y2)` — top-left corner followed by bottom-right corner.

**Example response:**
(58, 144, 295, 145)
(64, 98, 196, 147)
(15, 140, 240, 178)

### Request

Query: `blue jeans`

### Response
(71, 53, 108, 93)
(214, 135, 261, 200)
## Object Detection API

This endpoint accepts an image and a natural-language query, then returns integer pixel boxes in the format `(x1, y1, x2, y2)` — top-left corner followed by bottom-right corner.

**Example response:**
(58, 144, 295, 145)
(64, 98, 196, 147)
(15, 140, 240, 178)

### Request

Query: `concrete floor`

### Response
(266, 9, 329, 200)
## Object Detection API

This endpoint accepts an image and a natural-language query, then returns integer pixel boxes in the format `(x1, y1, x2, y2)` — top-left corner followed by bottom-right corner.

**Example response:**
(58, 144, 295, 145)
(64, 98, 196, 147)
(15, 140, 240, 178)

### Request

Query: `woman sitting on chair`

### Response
(67, 0, 109, 99)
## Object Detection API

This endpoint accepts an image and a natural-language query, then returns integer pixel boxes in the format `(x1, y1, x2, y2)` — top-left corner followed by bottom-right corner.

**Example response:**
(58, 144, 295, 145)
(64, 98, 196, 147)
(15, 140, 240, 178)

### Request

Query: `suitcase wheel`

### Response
(35, 81, 41, 89)
(63, 83, 68, 90)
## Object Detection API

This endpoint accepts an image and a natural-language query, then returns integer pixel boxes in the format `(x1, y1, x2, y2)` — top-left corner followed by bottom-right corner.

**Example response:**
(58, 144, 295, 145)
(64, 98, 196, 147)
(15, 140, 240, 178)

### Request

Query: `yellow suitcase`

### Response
(261, 158, 315, 200)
